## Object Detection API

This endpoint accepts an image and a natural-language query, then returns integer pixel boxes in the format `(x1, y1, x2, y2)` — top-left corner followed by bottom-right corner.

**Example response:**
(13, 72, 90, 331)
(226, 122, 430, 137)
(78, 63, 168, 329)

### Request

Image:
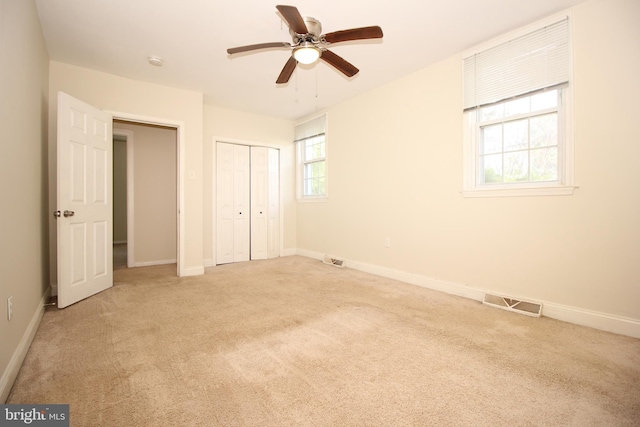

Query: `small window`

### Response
(295, 114, 327, 200)
(462, 17, 574, 197)
(300, 134, 326, 197)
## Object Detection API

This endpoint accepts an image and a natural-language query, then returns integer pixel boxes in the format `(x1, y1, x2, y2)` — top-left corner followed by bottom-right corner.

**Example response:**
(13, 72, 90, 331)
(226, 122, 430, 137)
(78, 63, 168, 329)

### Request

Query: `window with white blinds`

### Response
(295, 114, 327, 199)
(462, 17, 574, 197)
(295, 114, 325, 142)
(463, 18, 569, 111)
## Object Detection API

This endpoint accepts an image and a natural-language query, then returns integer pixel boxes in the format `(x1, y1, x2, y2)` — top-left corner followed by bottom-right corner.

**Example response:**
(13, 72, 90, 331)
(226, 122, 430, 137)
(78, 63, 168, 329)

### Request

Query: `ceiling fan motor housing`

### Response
(290, 17, 322, 44)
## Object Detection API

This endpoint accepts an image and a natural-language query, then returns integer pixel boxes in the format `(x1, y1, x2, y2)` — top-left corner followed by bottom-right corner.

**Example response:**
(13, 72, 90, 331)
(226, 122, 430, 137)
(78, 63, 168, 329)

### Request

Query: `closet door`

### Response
(250, 147, 280, 260)
(233, 145, 250, 262)
(267, 148, 280, 259)
(250, 147, 269, 260)
(216, 143, 249, 264)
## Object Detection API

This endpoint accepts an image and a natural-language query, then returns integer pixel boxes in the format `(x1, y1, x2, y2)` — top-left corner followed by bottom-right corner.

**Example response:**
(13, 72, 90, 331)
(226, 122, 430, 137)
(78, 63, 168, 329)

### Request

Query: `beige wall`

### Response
(296, 0, 640, 322)
(0, 0, 50, 401)
(203, 105, 295, 265)
(113, 122, 177, 264)
(48, 61, 204, 276)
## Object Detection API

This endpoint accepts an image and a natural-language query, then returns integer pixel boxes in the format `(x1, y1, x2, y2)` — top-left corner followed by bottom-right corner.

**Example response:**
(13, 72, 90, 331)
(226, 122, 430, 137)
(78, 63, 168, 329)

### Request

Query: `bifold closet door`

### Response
(250, 147, 269, 260)
(267, 148, 279, 259)
(250, 146, 280, 260)
(216, 142, 250, 264)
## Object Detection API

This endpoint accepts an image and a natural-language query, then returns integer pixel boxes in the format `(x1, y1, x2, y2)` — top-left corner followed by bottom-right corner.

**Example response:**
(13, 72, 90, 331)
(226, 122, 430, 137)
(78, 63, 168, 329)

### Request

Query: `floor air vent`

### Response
(483, 293, 542, 317)
(323, 256, 345, 267)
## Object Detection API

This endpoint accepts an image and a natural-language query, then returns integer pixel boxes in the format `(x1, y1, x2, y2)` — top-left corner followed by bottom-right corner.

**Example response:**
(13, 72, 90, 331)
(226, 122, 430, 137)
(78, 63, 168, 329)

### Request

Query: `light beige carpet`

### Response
(7, 256, 640, 426)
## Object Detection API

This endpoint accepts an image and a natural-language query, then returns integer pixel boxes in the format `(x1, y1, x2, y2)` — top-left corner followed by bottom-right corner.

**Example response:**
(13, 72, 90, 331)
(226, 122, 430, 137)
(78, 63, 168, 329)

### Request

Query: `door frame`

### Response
(112, 111, 185, 277)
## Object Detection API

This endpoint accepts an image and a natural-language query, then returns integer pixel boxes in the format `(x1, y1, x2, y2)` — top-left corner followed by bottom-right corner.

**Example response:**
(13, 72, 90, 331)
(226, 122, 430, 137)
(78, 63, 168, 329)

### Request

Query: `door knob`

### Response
(63, 210, 75, 217)
(53, 210, 61, 218)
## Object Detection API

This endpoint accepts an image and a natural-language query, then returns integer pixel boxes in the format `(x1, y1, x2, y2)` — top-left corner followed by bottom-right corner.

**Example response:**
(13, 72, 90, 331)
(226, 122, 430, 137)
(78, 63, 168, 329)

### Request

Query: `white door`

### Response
(251, 147, 269, 260)
(267, 148, 280, 259)
(216, 143, 234, 264)
(56, 92, 113, 308)
(233, 145, 250, 262)
(216, 143, 249, 264)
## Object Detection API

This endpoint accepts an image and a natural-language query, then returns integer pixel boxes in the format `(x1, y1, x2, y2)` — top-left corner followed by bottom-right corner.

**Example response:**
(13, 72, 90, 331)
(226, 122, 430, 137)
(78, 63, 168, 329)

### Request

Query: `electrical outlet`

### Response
(384, 237, 391, 248)
(7, 296, 13, 321)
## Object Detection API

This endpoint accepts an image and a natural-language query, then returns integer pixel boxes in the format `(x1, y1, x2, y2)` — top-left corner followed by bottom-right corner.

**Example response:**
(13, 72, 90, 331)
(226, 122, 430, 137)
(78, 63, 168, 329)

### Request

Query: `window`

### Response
(295, 114, 327, 200)
(300, 135, 326, 196)
(463, 17, 574, 197)
(476, 88, 564, 185)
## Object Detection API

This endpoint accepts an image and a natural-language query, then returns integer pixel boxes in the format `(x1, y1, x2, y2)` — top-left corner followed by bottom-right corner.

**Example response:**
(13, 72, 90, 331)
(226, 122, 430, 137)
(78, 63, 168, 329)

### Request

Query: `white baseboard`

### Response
(133, 261, 207, 278)
(281, 248, 297, 257)
(204, 253, 295, 268)
(181, 265, 205, 277)
(297, 248, 484, 302)
(134, 259, 177, 268)
(1, 287, 50, 403)
(542, 303, 640, 339)
(350, 258, 486, 302)
(295, 248, 323, 261)
(295, 249, 640, 339)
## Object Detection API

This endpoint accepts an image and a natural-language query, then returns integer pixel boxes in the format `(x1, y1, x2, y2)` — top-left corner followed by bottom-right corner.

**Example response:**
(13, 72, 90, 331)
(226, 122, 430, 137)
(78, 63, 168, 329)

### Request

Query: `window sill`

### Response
(462, 185, 577, 198)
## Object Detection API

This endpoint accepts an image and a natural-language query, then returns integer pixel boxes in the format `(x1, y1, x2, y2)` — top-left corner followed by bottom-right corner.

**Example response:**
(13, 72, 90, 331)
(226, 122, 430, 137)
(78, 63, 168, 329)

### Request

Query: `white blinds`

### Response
(463, 18, 569, 110)
(295, 114, 326, 141)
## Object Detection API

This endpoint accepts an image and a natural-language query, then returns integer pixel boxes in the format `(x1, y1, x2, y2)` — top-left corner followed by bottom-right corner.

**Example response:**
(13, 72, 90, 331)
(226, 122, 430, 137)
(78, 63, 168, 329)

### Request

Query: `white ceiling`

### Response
(35, 0, 586, 121)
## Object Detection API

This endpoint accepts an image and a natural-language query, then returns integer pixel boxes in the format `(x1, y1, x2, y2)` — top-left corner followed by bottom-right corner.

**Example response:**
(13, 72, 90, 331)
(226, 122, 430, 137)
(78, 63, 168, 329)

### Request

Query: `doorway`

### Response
(113, 120, 178, 271)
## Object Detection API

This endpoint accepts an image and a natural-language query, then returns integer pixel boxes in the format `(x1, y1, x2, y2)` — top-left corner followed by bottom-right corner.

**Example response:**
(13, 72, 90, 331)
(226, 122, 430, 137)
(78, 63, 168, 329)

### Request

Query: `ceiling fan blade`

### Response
(276, 5, 308, 34)
(320, 49, 359, 78)
(276, 56, 297, 84)
(323, 26, 384, 44)
(227, 42, 291, 55)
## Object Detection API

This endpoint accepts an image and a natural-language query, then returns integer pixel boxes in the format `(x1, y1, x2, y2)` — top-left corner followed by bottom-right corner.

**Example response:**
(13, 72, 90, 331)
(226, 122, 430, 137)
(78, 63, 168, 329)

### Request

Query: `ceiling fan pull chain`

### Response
(294, 66, 299, 104)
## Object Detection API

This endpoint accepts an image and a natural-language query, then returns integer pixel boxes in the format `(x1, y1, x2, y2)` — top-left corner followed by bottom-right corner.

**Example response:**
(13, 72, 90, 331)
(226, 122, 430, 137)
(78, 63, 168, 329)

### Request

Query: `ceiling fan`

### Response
(226, 5, 383, 84)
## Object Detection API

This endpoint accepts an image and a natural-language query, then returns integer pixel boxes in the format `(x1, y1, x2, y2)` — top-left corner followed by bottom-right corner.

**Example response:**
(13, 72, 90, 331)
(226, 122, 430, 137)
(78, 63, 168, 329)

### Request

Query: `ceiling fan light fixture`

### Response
(293, 44, 320, 64)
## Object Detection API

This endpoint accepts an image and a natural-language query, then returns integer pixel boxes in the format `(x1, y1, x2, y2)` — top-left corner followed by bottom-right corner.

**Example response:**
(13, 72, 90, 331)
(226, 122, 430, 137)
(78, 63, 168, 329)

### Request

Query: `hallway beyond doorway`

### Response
(114, 243, 127, 270)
